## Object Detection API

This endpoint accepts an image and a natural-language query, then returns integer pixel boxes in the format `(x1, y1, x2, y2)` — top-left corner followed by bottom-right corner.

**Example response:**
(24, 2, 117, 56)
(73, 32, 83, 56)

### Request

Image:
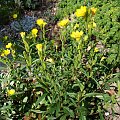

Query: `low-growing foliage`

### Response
(0, 0, 120, 120)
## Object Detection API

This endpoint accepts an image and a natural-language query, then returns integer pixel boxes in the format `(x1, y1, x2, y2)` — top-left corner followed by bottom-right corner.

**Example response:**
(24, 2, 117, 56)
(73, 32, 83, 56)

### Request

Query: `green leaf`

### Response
(31, 109, 45, 113)
(106, 54, 117, 64)
(77, 107, 87, 120)
(35, 93, 47, 107)
(80, 93, 103, 102)
(108, 77, 120, 83)
(56, 102, 60, 117)
(63, 106, 74, 118)
(67, 92, 76, 98)
(99, 112, 104, 120)
(23, 96, 28, 103)
(117, 80, 120, 96)
(23, 39, 29, 52)
(60, 114, 67, 120)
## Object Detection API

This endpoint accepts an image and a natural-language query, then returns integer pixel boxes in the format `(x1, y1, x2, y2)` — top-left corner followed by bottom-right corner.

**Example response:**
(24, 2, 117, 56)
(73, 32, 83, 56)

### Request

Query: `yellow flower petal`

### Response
(7, 89, 15, 96)
(91, 7, 97, 15)
(6, 43, 12, 49)
(101, 56, 106, 61)
(32, 28, 38, 37)
(20, 32, 26, 39)
(2, 49, 10, 56)
(57, 19, 69, 28)
(94, 47, 99, 52)
(46, 58, 54, 63)
(93, 22, 97, 28)
(36, 19, 47, 27)
(71, 30, 83, 41)
(13, 14, 17, 19)
(36, 44, 42, 52)
(75, 6, 87, 17)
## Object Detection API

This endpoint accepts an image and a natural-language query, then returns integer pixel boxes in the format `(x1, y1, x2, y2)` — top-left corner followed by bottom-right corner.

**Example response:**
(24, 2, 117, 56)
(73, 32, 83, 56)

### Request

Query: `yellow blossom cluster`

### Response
(20, 19, 47, 39)
(57, 19, 69, 27)
(6, 43, 12, 48)
(36, 19, 47, 27)
(32, 28, 38, 38)
(71, 30, 83, 41)
(1, 43, 13, 57)
(75, 6, 97, 17)
(91, 7, 97, 15)
(36, 44, 42, 52)
(75, 6, 87, 17)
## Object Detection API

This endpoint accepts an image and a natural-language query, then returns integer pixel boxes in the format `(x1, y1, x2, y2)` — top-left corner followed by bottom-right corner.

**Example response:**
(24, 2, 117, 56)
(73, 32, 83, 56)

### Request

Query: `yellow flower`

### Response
(84, 35, 88, 41)
(36, 19, 47, 27)
(75, 6, 87, 17)
(4, 49, 10, 55)
(46, 58, 54, 63)
(1, 49, 10, 57)
(94, 47, 99, 52)
(91, 7, 97, 15)
(101, 56, 106, 61)
(6, 43, 12, 49)
(20, 32, 25, 39)
(71, 30, 83, 41)
(1, 53, 5, 57)
(13, 14, 17, 19)
(7, 89, 15, 96)
(36, 44, 42, 52)
(93, 22, 96, 28)
(57, 19, 69, 27)
(74, 23, 79, 30)
(32, 28, 38, 37)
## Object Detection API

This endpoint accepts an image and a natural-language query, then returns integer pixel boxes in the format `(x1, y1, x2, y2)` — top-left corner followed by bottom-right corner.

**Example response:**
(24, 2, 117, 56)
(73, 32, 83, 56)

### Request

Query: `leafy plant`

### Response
(0, 0, 120, 119)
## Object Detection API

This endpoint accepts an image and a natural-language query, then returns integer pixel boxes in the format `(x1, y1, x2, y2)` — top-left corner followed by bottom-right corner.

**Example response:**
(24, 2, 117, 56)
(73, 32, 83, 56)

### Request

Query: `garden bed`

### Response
(0, 0, 120, 120)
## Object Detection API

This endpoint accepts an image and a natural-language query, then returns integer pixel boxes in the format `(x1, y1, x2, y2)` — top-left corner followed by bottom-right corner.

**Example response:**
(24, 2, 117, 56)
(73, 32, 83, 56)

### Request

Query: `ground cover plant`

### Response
(0, 0, 120, 120)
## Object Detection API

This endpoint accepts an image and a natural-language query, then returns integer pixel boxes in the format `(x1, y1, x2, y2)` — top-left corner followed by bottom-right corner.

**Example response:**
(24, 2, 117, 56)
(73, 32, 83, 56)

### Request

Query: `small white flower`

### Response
(105, 112, 109, 116)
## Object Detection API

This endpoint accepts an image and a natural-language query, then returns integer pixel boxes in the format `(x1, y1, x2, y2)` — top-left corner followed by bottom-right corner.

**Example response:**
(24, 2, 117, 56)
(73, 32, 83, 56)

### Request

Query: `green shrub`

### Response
(0, 0, 120, 119)
(93, 1, 120, 66)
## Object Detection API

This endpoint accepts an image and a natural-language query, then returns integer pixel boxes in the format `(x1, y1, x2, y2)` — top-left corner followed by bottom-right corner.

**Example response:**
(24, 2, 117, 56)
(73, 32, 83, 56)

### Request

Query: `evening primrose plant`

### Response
(0, 5, 120, 120)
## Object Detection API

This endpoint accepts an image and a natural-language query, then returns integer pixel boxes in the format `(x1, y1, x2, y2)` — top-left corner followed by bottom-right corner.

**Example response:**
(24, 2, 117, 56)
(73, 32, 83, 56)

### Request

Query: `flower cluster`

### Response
(71, 30, 83, 41)
(32, 28, 38, 38)
(36, 44, 42, 52)
(36, 19, 47, 27)
(91, 7, 97, 15)
(57, 19, 69, 27)
(7, 89, 15, 96)
(75, 6, 97, 18)
(1, 43, 13, 57)
(75, 6, 87, 17)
